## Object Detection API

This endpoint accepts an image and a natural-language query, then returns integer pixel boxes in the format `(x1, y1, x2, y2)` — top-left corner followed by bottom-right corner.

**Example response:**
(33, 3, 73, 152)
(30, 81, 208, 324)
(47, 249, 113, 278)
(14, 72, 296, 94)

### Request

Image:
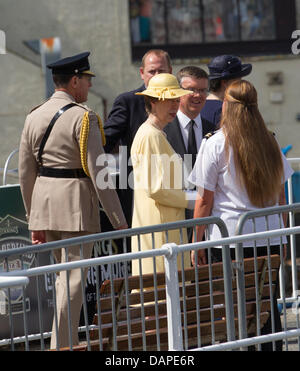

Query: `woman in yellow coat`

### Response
(131, 73, 194, 276)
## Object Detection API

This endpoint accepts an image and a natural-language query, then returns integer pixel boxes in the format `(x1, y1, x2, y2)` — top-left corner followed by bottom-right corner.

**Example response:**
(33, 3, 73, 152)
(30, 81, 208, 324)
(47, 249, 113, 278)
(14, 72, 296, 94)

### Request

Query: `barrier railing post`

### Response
(222, 245, 236, 342)
(236, 203, 300, 305)
(235, 242, 248, 345)
(287, 178, 299, 300)
(163, 243, 183, 351)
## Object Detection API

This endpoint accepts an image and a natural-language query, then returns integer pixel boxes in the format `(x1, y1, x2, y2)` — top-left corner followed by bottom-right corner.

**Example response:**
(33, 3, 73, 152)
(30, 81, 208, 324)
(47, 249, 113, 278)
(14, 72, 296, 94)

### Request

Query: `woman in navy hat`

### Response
(201, 55, 252, 128)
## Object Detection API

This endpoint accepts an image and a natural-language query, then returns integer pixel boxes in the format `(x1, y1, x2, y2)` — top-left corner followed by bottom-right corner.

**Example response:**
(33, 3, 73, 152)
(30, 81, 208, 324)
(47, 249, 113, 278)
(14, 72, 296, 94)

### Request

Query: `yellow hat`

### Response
(136, 73, 193, 100)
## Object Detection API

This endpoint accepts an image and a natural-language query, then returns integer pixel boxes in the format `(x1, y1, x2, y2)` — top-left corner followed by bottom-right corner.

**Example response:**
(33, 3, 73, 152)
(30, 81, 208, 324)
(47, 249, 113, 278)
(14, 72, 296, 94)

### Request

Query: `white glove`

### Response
(187, 199, 195, 210)
(185, 190, 197, 210)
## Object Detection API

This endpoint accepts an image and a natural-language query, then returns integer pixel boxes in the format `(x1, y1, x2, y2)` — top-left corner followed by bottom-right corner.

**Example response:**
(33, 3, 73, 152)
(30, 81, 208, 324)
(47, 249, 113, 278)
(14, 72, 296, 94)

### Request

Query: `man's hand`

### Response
(191, 249, 207, 266)
(117, 223, 128, 230)
(31, 230, 46, 244)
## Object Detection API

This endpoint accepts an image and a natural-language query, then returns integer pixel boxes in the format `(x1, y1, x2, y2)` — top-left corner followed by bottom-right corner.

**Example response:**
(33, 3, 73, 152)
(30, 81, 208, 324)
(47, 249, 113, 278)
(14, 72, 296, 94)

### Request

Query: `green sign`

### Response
(0, 185, 53, 338)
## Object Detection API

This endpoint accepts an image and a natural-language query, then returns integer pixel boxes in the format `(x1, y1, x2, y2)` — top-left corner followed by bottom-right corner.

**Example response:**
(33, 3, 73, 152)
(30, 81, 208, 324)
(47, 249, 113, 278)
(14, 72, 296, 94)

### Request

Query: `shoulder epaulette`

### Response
(29, 99, 49, 113)
(73, 102, 90, 111)
(204, 131, 216, 140)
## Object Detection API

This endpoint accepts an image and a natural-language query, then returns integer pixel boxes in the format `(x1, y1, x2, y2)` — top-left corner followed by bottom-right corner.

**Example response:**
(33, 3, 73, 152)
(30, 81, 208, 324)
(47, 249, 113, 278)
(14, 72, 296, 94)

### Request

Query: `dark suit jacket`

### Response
(164, 115, 215, 240)
(104, 85, 148, 227)
(164, 115, 215, 161)
(104, 85, 148, 153)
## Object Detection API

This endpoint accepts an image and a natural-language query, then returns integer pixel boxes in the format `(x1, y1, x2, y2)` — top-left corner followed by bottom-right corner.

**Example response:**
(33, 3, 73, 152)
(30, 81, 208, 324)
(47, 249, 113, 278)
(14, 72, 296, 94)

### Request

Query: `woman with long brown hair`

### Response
(188, 79, 293, 350)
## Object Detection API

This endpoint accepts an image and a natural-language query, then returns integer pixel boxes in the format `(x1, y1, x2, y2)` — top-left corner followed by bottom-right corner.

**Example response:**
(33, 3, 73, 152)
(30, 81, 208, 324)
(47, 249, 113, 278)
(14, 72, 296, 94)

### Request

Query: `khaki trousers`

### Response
(46, 231, 94, 350)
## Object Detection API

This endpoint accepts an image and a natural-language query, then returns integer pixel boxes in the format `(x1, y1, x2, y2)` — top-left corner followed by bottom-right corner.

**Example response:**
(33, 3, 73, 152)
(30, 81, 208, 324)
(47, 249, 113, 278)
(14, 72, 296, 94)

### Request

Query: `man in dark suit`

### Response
(165, 66, 215, 181)
(104, 49, 172, 227)
(164, 66, 215, 240)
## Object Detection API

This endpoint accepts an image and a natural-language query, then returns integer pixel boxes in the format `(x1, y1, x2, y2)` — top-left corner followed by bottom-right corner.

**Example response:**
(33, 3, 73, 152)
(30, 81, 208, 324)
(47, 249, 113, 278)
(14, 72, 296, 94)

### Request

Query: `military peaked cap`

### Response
(47, 51, 95, 76)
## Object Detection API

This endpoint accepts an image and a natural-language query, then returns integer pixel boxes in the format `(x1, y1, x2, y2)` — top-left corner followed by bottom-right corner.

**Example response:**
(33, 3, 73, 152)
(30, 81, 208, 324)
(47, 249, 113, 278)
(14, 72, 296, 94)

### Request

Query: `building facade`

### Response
(1, 0, 300, 179)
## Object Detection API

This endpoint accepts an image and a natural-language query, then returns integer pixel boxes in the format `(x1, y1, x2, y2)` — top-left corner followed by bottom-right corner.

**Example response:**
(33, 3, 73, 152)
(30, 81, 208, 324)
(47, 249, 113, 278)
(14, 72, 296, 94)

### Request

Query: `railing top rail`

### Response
(235, 202, 300, 235)
(0, 216, 228, 259)
(0, 245, 171, 278)
(2, 148, 19, 186)
(287, 157, 300, 163)
(0, 276, 29, 289)
(192, 328, 300, 352)
(174, 225, 300, 254)
(1, 225, 300, 279)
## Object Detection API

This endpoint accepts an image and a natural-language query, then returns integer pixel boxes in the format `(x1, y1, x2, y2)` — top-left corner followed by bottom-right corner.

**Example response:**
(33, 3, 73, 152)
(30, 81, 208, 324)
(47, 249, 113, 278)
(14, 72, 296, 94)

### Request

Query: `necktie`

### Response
(187, 120, 197, 168)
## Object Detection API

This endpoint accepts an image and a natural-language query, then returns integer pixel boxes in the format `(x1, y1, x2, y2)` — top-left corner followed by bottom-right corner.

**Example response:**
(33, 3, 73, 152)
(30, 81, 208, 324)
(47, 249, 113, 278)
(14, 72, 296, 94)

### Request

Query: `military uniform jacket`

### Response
(19, 91, 126, 232)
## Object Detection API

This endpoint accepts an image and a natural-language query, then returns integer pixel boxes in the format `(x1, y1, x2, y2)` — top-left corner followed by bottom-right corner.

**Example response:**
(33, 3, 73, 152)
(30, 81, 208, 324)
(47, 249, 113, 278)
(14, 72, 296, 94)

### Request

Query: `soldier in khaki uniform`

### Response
(18, 52, 127, 349)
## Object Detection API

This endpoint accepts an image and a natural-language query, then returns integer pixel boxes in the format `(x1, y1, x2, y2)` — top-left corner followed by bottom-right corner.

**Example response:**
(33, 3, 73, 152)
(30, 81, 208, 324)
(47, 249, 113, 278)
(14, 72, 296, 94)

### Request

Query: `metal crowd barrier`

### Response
(187, 224, 300, 351)
(286, 158, 300, 205)
(1, 224, 300, 351)
(286, 158, 300, 302)
(0, 158, 299, 351)
(0, 216, 229, 350)
(236, 203, 300, 300)
(234, 203, 300, 351)
(1, 148, 19, 186)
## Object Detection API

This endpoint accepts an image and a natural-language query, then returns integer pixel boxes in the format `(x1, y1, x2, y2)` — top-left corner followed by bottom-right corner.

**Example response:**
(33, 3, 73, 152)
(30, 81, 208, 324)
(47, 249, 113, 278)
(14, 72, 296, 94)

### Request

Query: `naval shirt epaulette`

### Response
(204, 131, 216, 140)
(73, 102, 91, 111)
(29, 99, 49, 113)
(30, 101, 91, 114)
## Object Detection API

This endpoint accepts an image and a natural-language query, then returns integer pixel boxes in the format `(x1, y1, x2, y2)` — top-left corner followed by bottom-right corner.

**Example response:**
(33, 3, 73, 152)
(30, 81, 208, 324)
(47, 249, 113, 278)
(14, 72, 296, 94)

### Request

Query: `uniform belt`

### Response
(38, 166, 88, 178)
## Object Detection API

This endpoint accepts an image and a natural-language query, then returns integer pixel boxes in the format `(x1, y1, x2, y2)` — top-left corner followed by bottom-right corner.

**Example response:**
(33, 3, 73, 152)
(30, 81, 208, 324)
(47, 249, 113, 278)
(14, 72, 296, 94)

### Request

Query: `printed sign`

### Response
(0, 185, 53, 338)
(0, 215, 33, 314)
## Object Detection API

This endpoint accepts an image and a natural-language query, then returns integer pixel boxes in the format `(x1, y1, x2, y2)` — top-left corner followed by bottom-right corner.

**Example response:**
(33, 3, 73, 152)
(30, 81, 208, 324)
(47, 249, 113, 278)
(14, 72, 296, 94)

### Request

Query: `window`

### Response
(129, 0, 296, 60)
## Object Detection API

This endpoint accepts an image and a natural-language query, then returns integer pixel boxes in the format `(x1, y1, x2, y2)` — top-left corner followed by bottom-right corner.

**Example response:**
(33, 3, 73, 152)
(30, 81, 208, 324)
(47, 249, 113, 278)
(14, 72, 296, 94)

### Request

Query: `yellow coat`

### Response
(131, 122, 191, 276)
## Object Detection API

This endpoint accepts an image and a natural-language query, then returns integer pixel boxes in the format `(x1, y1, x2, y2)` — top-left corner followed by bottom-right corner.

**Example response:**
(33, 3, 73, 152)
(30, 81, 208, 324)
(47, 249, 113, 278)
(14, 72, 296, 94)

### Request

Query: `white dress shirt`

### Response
(176, 110, 203, 151)
(176, 110, 203, 190)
